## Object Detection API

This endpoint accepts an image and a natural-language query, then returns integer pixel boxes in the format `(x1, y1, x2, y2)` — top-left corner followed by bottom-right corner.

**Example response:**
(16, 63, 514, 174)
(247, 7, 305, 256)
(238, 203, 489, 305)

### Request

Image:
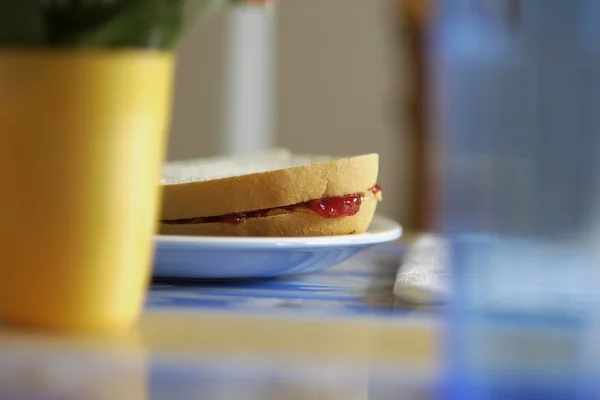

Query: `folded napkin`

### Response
(393, 234, 449, 305)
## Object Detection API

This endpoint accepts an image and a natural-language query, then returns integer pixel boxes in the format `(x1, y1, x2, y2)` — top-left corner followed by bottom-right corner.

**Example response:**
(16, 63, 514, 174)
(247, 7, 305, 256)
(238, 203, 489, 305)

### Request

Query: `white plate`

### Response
(152, 215, 403, 279)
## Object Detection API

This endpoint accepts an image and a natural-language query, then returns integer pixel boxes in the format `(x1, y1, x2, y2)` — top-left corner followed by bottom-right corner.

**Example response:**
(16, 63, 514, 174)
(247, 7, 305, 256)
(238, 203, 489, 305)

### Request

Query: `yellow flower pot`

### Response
(0, 50, 174, 332)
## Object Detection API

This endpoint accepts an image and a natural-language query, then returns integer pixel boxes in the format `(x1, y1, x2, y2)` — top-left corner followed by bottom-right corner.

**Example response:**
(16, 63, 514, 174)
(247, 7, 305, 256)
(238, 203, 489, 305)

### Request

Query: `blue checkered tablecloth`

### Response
(147, 243, 408, 319)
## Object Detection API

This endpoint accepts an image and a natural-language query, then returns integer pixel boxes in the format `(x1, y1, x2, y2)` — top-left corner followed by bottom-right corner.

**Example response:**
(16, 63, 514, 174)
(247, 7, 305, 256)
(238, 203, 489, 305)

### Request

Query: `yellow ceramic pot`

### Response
(0, 50, 174, 332)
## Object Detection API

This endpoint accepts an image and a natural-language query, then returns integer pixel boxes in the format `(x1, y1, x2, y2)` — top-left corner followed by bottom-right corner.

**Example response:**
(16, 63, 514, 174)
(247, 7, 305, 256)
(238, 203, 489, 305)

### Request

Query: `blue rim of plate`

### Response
(154, 215, 402, 250)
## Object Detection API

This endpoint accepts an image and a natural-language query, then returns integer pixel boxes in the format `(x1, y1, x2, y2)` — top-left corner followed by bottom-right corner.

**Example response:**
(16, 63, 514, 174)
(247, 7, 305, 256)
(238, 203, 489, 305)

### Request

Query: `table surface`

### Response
(0, 239, 439, 400)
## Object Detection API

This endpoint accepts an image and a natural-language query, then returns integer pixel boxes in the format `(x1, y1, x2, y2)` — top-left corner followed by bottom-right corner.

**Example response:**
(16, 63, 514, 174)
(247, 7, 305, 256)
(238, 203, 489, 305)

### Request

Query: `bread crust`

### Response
(160, 154, 379, 220)
(159, 196, 378, 237)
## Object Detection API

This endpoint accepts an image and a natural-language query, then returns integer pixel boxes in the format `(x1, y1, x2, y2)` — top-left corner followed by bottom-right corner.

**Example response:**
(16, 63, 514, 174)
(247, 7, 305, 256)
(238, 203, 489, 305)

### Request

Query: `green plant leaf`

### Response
(42, 0, 183, 49)
(0, 0, 46, 45)
(0, 0, 246, 49)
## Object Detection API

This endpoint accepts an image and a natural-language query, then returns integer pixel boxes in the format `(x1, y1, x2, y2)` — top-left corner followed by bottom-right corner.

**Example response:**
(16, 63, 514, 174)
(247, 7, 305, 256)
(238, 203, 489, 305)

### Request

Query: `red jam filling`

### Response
(369, 184, 382, 195)
(166, 184, 381, 225)
(305, 194, 361, 218)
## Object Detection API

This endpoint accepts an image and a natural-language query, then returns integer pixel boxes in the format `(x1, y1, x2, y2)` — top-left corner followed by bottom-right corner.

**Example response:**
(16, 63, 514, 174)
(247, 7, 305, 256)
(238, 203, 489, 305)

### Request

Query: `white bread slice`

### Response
(161, 148, 332, 185)
(159, 149, 380, 237)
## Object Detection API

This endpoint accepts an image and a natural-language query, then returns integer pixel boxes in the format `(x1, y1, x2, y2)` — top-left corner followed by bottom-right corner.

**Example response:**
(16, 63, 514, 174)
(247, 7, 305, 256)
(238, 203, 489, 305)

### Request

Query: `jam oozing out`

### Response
(370, 184, 382, 195)
(306, 194, 361, 218)
(166, 184, 382, 225)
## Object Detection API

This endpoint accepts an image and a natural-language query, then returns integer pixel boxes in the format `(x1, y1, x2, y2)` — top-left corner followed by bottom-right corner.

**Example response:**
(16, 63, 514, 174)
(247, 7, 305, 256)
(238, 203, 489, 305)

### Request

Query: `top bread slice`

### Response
(160, 149, 379, 221)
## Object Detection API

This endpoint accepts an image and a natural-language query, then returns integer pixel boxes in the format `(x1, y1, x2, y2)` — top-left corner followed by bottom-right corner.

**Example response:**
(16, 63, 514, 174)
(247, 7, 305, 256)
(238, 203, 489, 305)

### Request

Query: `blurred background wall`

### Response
(166, 0, 413, 225)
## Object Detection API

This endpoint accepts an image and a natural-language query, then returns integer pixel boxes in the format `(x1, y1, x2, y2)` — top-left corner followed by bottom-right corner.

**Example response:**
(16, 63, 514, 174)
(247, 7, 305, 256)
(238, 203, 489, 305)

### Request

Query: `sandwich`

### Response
(159, 149, 382, 237)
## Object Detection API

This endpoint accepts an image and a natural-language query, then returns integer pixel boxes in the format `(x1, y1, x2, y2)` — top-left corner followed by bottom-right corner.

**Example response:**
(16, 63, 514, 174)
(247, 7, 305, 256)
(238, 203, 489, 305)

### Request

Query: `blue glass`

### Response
(432, 1, 600, 398)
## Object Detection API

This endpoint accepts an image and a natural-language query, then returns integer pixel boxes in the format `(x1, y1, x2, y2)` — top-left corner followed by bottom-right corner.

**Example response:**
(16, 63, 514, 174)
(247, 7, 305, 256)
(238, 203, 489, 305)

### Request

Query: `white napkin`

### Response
(393, 234, 449, 305)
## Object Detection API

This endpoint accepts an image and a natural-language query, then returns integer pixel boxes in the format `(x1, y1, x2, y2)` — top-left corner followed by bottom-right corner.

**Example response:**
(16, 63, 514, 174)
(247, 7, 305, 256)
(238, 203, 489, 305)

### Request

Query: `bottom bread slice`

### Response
(159, 198, 378, 237)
